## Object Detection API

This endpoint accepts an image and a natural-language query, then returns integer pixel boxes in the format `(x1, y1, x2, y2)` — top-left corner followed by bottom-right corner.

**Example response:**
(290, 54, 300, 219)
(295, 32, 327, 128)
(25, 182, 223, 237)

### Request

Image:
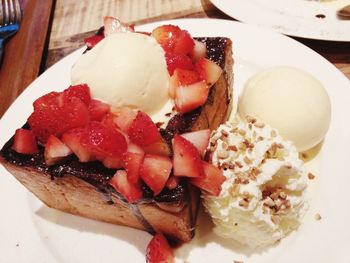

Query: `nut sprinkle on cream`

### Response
(202, 116, 308, 248)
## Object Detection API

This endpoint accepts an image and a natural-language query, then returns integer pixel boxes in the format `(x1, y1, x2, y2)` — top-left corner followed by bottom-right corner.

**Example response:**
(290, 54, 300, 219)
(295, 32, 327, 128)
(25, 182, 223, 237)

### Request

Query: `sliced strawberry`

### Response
(166, 176, 180, 190)
(33, 91, 61, 110)
(146, 232, 174, 263)
(140, 154, 172, 195)
(173, 30, 195, 55)
(195, 58, 223, 86)
(123, 151, 145, 184)
(172, 134, 204, 178)
(89, 99, 110, 121)
(29, 92, 90, 143)
(11, 129, 38, 155)
(127, 143, 144, 154)
(175, 81, 209, 114)
(102, 113, 118, 129)
(80, 122, 127, 167)
(103, 156, 124, 169)
(169, 68, 199, 99)
(61, 128, 94, 162)
(112, 107, 137, 133)
(63, 84, 91, 106)
(151, 25, 181, 52)
(109, 170, 142, 203)
(165, 53, 194, 76)
(190, 40, 207, 61)
(190, 161, 226, 196)
(44, 135, 72, 165)
(143, 139, 170, 157)
(128, 111, 162, 147)
(84, 34, 104, 49)
(181, 129, 210, 156)
(104, 16, 134, 36)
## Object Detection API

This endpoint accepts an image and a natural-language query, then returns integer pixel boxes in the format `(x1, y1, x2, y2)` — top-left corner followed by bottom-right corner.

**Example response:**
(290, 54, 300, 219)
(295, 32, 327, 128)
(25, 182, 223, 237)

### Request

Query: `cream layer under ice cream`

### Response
(203, 117, 308, 248)
(238, 66, 331, 152)
(71, 32, 171, 119)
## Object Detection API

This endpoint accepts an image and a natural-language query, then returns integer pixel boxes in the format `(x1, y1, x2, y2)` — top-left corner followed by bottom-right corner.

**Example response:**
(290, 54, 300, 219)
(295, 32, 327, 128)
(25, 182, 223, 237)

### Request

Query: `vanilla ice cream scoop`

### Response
(71, 32, 170, 115)
(238, 66, 331, 152)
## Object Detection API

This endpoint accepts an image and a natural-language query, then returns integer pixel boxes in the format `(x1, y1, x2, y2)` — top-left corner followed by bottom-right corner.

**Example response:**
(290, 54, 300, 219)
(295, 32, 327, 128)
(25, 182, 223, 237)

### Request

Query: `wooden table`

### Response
(0, 0, 349, 117)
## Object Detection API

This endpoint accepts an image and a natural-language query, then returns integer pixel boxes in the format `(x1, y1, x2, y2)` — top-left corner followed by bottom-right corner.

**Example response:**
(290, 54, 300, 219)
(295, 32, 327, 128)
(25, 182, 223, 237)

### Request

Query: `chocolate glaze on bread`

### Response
(0, 37, 233, 243)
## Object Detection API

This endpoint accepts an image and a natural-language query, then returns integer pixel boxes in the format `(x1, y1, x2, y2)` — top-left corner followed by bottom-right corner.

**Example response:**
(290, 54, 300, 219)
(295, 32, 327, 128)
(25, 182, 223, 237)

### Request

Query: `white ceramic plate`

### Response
(210, 0, 350, 41)
(1, 19, 350, 263)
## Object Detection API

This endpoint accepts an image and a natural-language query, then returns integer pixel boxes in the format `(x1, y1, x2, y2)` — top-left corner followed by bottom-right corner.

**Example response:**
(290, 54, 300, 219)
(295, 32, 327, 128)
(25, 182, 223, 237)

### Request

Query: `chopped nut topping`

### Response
(271, 130, 277, 137)
(234, 161, 243, 168)
(228, 163, 235, 170)
(230, 127, 238, 133)
(228, 145, 238, 151)
(254, 122, 265, 128)
(221, 129, 229, 137)
(257, 136, 264, 141)
(308, 172, 316, 180)
(230, 184, 240, 197)
(315, 213, 321, 220)
(246, 115, 257, 124)
(271, 215, 281, 225)
(238, 129, 246, 136)
(239, 199, 249, 208)
(243, 156, 252, 165)
(217, 150, 229, 159)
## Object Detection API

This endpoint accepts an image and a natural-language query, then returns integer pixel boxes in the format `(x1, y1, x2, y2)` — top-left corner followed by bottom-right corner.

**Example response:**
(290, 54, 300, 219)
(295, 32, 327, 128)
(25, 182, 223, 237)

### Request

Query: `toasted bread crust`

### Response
(0, 37, 233, 243)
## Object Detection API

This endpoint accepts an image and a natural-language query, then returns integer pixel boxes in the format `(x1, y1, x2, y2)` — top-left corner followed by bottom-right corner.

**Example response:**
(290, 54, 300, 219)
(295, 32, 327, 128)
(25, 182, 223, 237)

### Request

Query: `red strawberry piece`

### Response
(166, 176, 180, 190)
(123, 151, 145, 184)
(190, 40, 207, 62)
(32, 91, 61, 110)
(63, 84, 91, 105)
(165, 53, 194, 76)
(140, 154, 172, 195)
(128, 111, 162, 147)
(113, 107, 137, 133)
(127, 143, 144, 154)
(143, 139, 171, 157)
(44, 135, 72, 165)
(151, 25, 181, 52)
(84, 34, 104, 49)
(80, 122, 127, 167)
(146, 232, 174, 263)
(181, 129, 210, 157)
(173, 30, 195, 55)
(62, 128, 94, 162)
(195, 58, 223, 86)
(169, 68, 199, 98)
(174, 81, 209, 114)
(29, 92, 90, 143)
(11, 129, 38, 155)
(109, 170, 142, 203)
(190, 161, 226, 196)
(102, 113, 118, 129)
(88, 99, 110, 121)
(172, 134, 204, 178)
(103, 156, 124, 169)
(104, 16, 134, 36)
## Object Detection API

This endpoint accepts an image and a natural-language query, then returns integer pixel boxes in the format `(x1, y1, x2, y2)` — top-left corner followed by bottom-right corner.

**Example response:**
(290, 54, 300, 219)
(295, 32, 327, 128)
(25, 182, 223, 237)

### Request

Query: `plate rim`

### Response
(209, 0, 350, 42)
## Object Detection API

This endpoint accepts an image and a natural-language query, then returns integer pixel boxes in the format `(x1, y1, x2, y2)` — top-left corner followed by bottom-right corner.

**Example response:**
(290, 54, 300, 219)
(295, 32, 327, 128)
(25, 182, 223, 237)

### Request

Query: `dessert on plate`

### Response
(0, 17, 233, 244)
